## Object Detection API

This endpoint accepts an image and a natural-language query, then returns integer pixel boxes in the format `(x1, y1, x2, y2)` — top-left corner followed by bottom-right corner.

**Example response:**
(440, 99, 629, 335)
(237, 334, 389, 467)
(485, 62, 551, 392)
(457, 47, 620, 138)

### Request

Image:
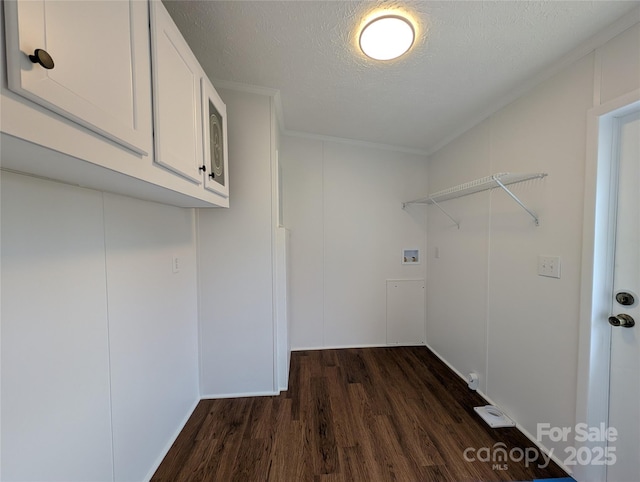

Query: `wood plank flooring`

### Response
(152, 347, 569, 481)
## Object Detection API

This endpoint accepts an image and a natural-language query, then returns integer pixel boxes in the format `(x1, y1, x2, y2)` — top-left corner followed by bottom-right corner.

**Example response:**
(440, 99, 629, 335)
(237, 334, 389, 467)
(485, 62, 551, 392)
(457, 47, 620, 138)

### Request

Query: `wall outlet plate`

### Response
(172, 255, 180, 273)
(538, 255, 561, 278)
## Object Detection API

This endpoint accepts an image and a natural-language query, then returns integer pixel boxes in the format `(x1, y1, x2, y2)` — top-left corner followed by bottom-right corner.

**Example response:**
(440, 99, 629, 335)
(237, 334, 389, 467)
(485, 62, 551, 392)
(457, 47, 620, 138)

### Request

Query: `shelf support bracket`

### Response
(493, 176, 540, 226)
(430, 199, 460, 229)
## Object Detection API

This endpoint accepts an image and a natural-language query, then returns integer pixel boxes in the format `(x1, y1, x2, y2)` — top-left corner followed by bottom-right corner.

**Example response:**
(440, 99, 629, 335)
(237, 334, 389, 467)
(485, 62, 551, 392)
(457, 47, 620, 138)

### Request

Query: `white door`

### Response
(3, 0, 152, 155)
(607, 111, 640, 482)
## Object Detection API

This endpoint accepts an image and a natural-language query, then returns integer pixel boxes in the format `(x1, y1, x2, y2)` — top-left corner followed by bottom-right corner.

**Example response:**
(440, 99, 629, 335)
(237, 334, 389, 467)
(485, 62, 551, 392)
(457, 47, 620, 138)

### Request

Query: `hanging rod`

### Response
(402, 172, 547, 227)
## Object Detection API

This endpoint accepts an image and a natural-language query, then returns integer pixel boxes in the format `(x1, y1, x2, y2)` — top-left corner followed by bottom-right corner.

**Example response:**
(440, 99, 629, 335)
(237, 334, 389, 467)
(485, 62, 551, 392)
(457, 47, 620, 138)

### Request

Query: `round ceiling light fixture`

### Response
(359, 14, 415, 61)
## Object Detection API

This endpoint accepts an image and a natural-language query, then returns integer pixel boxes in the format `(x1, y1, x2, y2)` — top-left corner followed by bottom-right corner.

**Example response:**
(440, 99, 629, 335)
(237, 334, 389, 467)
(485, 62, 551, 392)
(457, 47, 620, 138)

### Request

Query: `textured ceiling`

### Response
(164, 1, 639, 153)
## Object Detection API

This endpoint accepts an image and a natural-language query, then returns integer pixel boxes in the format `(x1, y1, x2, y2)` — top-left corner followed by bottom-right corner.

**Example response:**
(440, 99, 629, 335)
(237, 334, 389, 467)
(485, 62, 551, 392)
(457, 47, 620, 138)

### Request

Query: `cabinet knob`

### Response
(199, 165, 207, 173)
(29, 49, 55, 70)
(209, 172, 215, 179)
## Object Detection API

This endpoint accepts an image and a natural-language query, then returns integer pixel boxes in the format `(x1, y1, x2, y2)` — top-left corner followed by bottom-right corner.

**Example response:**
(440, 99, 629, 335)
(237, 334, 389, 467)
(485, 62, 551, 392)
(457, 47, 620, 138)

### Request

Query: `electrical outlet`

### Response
(538, 255, 561, 279)
(172, 255, 180, 274)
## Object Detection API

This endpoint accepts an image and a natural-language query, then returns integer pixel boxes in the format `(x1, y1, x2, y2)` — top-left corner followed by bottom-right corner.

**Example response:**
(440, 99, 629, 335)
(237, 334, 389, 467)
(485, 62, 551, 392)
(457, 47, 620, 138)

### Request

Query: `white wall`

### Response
(102, 193, 199, 481)
(1, 172, 114, 482)
(197, 88, 279, 397)
(424, 122, 491, 390)
(598, 23, 640, 105)
(0, 172, 200, 481)
(426, 22, 640, 463)
(281, 137, 428, 349)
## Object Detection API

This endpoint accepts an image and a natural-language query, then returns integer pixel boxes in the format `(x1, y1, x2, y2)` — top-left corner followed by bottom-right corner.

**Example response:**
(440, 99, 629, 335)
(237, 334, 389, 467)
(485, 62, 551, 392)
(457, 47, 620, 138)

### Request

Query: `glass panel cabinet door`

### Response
(202, 76, 229, 198)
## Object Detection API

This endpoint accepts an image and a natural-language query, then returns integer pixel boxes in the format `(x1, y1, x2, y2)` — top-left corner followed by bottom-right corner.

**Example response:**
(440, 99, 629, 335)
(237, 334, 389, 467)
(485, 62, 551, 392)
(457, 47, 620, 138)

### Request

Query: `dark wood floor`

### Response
(152, 346, 568, 481)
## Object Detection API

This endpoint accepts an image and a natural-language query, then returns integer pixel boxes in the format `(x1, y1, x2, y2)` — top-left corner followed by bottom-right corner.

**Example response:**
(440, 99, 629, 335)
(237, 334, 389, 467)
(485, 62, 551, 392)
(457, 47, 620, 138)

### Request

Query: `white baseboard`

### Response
(424, 343, 470, 382)
(424, 343, 573, 477)
(144, 345, 572, 480)
(144, 397, 201, 482)
(199, 390, 280, 400)
(292, 342, 425, 351)
(143, 391, 279, 480)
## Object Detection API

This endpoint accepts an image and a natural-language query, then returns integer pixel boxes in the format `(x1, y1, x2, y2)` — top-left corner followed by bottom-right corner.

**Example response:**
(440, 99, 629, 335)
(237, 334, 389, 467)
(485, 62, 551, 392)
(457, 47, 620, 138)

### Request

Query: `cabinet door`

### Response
(3, 0, 152, 156)
(150, 0, 204, 185)
(202, 76, 229, 198)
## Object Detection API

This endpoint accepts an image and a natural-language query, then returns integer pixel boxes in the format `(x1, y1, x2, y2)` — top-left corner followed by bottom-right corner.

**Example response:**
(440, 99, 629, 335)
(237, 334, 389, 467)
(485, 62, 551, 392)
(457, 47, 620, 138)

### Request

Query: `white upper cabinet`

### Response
(3, 0, 152, 156)
(150, 0, 204, 185)
(2, 0, 229, 208)
(202, 76, 229, 199)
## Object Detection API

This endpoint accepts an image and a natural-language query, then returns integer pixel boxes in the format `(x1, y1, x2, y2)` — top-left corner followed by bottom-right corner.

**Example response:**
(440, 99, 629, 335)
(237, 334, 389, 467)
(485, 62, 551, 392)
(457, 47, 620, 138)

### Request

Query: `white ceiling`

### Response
(164, 1, 639, 154)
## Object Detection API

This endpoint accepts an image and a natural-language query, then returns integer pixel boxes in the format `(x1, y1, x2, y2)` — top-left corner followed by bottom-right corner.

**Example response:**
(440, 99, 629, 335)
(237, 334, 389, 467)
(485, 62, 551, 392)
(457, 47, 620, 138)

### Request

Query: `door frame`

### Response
(575, 89, 640, 482)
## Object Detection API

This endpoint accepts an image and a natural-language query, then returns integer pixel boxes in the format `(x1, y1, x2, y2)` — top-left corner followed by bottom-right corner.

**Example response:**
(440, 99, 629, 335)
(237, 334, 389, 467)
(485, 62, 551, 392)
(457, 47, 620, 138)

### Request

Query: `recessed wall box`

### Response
(402, 249, 420, 264)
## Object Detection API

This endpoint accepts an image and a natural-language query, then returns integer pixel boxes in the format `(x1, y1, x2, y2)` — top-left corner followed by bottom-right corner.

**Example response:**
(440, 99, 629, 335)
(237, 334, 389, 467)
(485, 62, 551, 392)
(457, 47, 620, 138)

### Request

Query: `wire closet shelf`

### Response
(402, 172, 548, 228)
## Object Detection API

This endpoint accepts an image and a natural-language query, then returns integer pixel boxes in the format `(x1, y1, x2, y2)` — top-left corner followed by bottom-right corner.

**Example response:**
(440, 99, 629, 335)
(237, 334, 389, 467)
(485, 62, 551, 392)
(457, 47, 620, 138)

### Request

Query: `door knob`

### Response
(29, 49, 55, 69)
(616, 291, 636, 306)
(608, 314, 635, 328)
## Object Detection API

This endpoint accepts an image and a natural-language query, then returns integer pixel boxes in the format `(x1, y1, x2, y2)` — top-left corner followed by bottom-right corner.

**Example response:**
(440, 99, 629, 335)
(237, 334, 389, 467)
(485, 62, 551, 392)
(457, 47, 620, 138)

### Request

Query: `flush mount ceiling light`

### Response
(359, 14, 415, 61)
